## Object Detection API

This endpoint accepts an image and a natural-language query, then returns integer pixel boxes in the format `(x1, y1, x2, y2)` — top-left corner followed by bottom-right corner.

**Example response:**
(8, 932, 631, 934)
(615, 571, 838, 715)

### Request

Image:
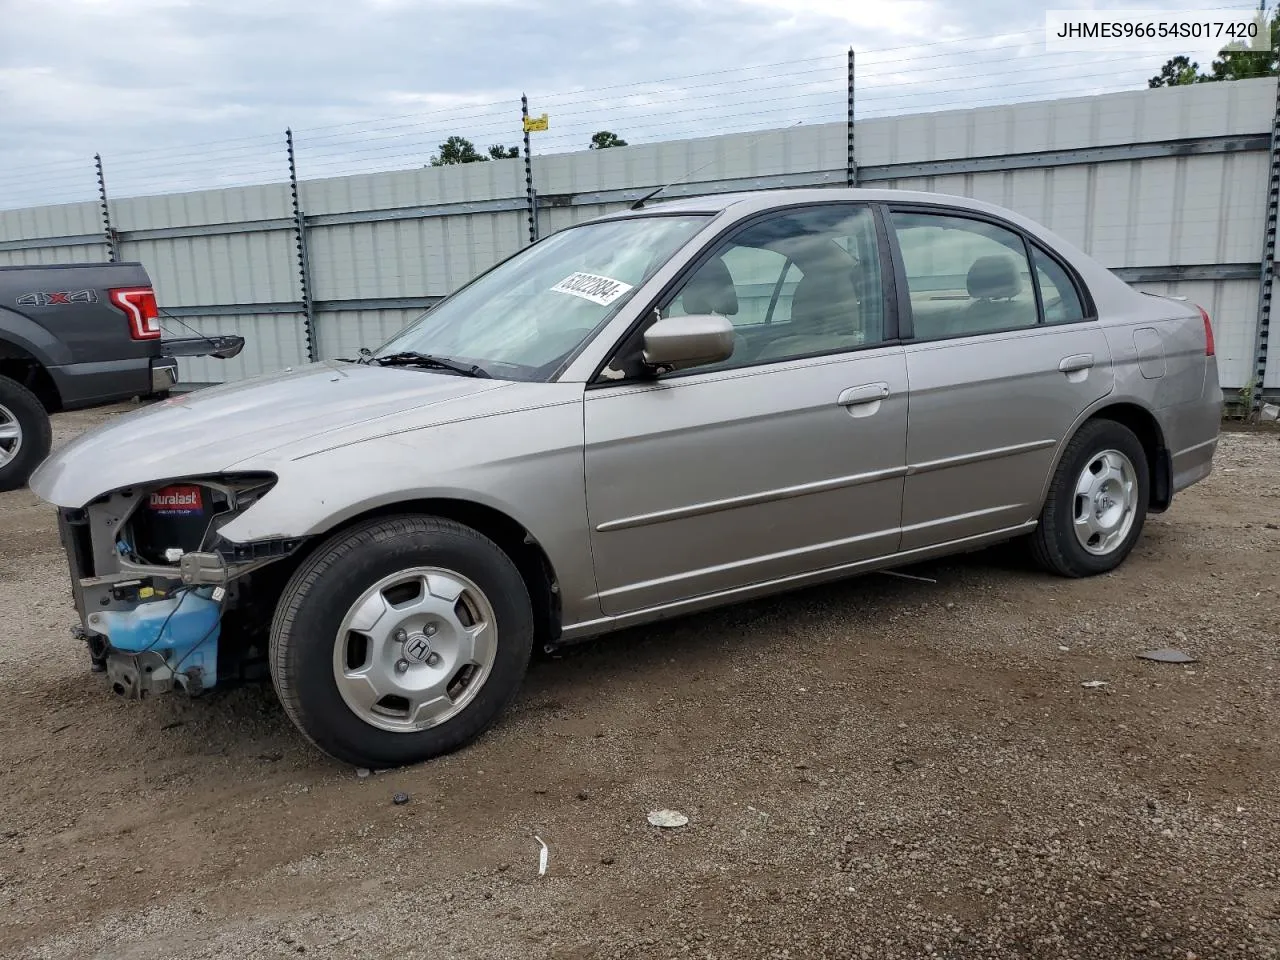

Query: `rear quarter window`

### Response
(1031, 247, 1087, 324)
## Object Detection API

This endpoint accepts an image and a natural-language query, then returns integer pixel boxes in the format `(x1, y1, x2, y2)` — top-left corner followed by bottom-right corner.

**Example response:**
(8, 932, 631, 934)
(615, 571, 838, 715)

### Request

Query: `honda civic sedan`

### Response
(30, 188, 1222, 767)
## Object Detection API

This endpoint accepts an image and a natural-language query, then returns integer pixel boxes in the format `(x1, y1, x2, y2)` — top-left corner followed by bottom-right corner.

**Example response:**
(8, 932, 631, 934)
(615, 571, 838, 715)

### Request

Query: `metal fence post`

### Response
(1251, 78, 1280, 405)
(847, 48, 857, 187)
(286, 128, 317, 363)
(522, 95, 538, 244)
(94, 153, 119, 261)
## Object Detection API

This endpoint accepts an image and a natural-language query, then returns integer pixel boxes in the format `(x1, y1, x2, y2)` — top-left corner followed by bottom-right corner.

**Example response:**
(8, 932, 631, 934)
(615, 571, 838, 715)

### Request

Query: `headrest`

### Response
(681, 256, 739, 316)
(790, 270, 858, 335)
(966, 255, 1022, 300)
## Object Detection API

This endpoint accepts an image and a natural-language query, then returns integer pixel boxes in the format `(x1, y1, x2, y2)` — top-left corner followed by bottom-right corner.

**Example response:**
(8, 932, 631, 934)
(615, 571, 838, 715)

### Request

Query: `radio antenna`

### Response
(630, 120, 805, 210)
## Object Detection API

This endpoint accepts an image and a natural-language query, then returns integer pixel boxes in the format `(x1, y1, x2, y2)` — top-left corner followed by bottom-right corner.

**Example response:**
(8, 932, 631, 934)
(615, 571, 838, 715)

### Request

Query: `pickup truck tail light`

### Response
(1196, 305, 1215, 357)
(109, 287, 161, 341)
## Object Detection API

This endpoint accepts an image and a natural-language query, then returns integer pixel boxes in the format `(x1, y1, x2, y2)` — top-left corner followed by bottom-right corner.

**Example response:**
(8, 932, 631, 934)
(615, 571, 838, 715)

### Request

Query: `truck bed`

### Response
(0, 261, 242, 410)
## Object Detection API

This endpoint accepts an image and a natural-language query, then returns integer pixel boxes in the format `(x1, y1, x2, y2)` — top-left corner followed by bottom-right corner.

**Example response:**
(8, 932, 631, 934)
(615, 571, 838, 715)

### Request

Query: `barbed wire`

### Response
(0, 10, 1268, 211)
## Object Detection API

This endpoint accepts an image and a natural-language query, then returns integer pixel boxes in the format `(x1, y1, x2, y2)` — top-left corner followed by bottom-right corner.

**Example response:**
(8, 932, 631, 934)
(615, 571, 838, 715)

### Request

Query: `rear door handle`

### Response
(1059, 354, 1094, 373)
(837, 382, 890, 406)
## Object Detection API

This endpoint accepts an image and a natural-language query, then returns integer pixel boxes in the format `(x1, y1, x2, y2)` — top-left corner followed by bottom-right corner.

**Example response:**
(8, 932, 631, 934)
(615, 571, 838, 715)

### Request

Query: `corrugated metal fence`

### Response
(0, 78, 1275, 394)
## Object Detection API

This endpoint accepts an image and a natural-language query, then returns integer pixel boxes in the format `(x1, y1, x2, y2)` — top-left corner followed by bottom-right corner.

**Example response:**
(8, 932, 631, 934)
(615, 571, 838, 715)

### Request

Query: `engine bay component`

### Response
(128, 483, 218, 565)
(87, 586, 223, 695)
(106, 650, 174, 699)
(179, 551, 229, 585)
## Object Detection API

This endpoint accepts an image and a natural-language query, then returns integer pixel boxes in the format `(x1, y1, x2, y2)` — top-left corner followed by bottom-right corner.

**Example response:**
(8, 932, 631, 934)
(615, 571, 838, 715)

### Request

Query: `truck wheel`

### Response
(270, 515, 535, 768)
(1029, 419, 1149, 578)
(0, 376, 52, 492)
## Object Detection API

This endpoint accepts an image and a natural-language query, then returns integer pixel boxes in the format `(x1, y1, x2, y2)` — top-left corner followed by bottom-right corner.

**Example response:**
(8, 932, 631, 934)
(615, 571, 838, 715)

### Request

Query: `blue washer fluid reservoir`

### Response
(91, 587, 222, 691)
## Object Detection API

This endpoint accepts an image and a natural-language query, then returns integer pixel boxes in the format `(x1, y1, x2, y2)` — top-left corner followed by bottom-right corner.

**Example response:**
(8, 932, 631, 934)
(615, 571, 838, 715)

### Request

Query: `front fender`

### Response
(216, 395, 603, 627)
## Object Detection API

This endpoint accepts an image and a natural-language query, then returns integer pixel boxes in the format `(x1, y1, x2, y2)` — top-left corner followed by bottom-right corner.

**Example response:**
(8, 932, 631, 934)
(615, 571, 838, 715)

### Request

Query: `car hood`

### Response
(30, 361, 514, 507)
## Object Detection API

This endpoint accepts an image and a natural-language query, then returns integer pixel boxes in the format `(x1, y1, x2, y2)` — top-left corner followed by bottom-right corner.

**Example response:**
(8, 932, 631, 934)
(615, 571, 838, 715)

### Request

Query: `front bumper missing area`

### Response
(86, 586, 224, 698)
(57, 489, 297, 698)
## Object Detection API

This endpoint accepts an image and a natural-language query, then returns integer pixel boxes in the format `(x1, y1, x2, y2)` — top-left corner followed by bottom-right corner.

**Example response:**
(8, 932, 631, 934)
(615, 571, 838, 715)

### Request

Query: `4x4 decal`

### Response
(16, 290, 98, 306)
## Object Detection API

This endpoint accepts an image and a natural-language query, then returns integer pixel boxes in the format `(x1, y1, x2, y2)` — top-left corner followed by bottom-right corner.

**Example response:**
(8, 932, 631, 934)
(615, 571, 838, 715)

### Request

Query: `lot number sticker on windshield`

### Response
(550, 272, 633, 306)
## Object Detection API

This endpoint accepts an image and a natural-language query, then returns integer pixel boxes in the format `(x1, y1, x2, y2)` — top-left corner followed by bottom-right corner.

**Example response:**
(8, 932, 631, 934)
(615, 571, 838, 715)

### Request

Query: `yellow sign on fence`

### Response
(523, 113, 549, 133)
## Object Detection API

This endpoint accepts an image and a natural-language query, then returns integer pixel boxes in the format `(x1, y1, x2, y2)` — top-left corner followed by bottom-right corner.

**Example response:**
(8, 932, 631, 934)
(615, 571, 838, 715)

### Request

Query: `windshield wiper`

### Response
(370, 351, 491, 378)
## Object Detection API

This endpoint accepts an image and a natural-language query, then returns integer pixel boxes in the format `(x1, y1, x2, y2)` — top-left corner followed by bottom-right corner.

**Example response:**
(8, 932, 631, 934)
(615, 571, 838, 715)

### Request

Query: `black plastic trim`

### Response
(876, 203, 915, 340)
(214, 535, 306, 565)
(1150, 447, 1174, 513)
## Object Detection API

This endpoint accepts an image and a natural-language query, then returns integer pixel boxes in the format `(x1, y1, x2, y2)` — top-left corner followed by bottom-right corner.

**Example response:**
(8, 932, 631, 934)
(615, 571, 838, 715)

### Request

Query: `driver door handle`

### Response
(838, 382, 891, 407)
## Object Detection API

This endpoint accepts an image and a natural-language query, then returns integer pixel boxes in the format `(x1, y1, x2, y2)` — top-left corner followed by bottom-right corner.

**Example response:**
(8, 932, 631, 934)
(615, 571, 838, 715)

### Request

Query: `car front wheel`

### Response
(1030, 418, 1150, 578)
(270, 515, 535, 767)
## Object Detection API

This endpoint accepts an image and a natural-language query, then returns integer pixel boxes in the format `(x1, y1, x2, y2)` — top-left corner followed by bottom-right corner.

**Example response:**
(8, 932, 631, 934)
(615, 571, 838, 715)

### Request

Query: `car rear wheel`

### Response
(0, 375, 52, 492)
(270, 515, 535, 768)
(1030, 419, 1149, 578)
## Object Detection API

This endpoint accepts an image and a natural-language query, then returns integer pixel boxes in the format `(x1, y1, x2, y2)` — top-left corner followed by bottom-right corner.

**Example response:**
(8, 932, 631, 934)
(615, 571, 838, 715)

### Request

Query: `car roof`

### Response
(588, 187, 1015, 220)
(580, 185, 1132, 304)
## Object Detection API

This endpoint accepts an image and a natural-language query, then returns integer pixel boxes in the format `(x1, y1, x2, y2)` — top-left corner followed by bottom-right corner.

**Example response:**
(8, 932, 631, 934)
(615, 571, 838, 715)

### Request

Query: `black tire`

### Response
(0, 375, 52, 493)
(270, 515, 535, 768)
(1030, 419, 1149, 578)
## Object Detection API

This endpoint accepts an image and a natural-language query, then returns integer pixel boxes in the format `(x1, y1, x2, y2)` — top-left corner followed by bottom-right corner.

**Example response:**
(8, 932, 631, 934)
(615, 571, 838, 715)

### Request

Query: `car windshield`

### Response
(371, 214, 711, 380)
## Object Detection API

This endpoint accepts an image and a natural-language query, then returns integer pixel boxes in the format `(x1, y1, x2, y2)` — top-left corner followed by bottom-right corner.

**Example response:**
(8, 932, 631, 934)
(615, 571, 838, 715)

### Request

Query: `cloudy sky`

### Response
(0, 0, 1266, 208)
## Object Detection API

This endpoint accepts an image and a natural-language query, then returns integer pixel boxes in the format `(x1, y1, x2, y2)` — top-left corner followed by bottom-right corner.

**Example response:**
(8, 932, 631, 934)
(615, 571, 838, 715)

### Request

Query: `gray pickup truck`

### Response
(0, 261, 243, 490)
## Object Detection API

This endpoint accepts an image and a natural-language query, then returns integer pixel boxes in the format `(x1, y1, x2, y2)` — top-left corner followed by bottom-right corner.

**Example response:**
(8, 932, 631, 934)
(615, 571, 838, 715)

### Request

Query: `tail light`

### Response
(109, 287, 161, 341)
(1196, 305, 1215, 357)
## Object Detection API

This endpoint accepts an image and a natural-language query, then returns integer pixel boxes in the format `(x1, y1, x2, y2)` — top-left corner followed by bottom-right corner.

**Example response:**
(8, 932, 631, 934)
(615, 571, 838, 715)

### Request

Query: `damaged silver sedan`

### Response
(30, 188, 1221, 768)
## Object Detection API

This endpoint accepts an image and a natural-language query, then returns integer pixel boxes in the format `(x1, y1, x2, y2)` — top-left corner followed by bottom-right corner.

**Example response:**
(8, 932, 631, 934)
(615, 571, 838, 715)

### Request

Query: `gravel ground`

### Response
(1, 404, 1278, 960)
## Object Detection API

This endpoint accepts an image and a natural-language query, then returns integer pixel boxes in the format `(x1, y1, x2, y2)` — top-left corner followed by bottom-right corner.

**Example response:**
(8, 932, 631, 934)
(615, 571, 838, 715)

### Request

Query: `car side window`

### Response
(1032, 247, 1087, 324)
(892, 212, 1039, 340)
(648, 205, 887, 374)
(666, 245, 793, 327)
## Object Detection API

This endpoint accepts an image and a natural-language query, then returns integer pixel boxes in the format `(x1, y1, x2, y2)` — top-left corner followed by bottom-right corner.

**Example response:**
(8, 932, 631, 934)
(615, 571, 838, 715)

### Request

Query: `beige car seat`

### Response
(754, 267, 862, 362)
(952, 255, 1036, 335)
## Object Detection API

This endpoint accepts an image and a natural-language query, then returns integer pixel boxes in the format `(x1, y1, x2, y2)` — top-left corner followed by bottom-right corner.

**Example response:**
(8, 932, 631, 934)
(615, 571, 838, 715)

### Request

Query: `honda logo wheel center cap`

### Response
(402, 632, 433, 664)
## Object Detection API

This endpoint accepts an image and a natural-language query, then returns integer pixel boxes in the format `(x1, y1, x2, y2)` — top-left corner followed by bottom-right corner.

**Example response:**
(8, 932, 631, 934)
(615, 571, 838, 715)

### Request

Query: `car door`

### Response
(888, 208, 1115, 551)
(582, 204, 909, 617)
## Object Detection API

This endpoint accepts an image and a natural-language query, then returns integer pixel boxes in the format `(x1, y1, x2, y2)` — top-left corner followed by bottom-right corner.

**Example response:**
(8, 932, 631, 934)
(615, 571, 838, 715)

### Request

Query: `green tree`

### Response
(1202, 14, 1280, 81)
(488, 144, 520, 159)
(590, 130, 628, 149)
(428, 136, 488, 166)
(1149, 10, 1278, 87)
(1148, 54, 1203, 87)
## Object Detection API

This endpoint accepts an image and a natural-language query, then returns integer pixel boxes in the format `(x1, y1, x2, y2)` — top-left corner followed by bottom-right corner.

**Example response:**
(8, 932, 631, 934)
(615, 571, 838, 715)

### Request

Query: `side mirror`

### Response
(641, 315, 736, 372)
